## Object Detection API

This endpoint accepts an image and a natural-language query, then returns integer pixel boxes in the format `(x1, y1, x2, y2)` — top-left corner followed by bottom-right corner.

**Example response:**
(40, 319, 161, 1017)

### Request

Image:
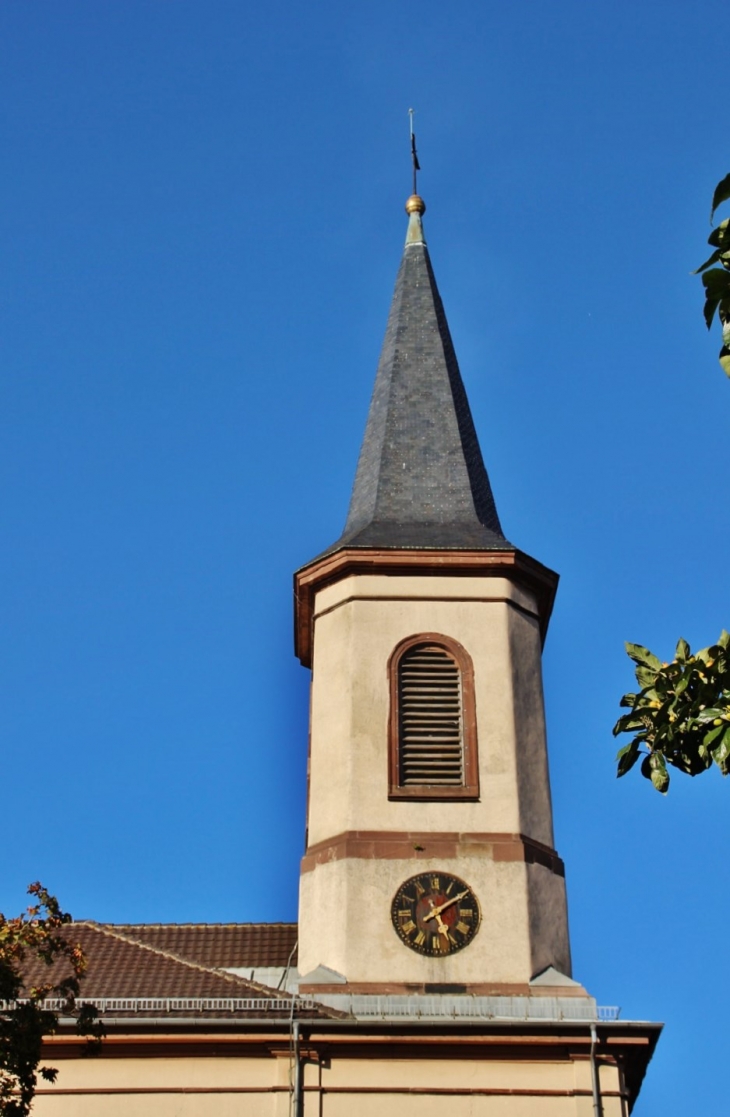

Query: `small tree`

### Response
(0, 884, 101, 1117)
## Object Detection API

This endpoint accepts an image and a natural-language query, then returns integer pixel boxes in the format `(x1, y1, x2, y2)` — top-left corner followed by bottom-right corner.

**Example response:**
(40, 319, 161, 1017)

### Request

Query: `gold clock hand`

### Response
(422, 897, 438, 924)
(422, 889, 469, 922)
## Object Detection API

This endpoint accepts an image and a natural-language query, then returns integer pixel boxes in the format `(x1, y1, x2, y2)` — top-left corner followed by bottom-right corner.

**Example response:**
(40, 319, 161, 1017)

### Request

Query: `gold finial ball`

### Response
(405, 194, 426, 215)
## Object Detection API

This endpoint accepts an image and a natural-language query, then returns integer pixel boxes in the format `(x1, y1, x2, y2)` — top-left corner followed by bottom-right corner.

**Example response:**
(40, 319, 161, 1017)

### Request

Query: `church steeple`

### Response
(330, 195, 509, 554)
(295, 188, 571, 997)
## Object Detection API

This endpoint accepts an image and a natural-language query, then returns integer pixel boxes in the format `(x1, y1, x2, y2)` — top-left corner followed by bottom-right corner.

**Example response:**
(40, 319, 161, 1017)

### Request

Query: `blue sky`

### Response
(1, 2, 728, 1112)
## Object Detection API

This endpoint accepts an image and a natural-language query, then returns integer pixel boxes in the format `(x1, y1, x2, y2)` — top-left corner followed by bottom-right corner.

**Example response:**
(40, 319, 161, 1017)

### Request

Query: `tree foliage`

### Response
(613, 633, 730, 793)
(612, 177, 730, 794)
(694, 172, 730, 376)
(0, 884, 102, 1117)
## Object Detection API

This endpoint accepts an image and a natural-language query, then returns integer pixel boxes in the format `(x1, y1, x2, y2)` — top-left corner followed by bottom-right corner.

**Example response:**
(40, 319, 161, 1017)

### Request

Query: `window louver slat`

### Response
(398, 645, 464, 785)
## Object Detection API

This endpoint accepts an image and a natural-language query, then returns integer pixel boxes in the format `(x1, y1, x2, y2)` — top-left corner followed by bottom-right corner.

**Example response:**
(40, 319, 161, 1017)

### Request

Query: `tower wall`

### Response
(306, 574, 555, 843)
(297, 570, 571, 986)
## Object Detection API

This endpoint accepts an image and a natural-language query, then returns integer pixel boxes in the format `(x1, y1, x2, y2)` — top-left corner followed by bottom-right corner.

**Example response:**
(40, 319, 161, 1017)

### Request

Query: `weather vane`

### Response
(408, 108, 421, 196)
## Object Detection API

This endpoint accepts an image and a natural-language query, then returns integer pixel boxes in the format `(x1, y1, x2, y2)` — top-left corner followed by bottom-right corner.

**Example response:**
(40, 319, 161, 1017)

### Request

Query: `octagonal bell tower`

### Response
(294, 194, 572, 996)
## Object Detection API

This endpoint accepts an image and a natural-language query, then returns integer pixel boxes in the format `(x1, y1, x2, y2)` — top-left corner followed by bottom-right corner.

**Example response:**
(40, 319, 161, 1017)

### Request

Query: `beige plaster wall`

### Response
(307, 1054, 624, 1117)
(300, 571, 568, 984)
(298, 850, 569, 982)
(33, 1053, 288, 1117)
(32, 1048, 625, 1117)
(307, 574, 555, 847)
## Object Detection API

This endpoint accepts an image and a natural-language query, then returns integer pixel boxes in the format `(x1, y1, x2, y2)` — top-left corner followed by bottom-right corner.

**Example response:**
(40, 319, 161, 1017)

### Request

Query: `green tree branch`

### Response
(694, 172, 730, 376)
(614, 634, 730, 793)
(0, 884, 102, 1117)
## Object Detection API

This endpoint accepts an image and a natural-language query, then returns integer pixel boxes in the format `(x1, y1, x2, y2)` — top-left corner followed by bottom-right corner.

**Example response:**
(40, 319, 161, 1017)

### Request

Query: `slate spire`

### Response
(332, 194, 510, 552)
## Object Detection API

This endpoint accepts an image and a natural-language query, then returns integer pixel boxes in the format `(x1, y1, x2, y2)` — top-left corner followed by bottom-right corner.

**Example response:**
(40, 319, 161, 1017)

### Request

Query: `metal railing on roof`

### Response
(1, 996, 621, 1022)
(0, 997, 318, 1014)
(317, 994, 621, 1022)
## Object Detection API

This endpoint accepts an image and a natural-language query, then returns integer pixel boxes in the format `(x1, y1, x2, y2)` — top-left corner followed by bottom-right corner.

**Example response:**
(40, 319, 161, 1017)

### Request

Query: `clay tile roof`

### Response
(108, 922, 298, 968)
(21, 924, 282, 1000)
(18, 923, 337, 1021)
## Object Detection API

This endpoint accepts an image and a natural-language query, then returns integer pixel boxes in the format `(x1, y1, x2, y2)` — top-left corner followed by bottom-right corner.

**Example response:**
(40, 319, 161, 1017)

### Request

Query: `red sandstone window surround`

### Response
(388, 633, 479, 801)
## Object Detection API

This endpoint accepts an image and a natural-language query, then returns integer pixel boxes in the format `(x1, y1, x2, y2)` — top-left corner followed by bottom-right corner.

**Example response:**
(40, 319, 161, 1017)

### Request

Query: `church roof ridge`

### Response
(102, 921, 296, 929)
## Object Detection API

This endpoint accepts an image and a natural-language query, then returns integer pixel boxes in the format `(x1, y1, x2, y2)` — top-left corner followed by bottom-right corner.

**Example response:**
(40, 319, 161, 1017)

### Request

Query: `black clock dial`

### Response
(391, 871, 480, 956)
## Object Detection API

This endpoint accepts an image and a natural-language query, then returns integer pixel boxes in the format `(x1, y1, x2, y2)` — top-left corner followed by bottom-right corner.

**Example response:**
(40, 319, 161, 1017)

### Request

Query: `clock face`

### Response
(391, 871, 480, 956)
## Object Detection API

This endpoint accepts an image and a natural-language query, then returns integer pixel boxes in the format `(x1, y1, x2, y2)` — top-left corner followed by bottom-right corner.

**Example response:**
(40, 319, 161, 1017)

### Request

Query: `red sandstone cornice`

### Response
(293, 547, 559, 667)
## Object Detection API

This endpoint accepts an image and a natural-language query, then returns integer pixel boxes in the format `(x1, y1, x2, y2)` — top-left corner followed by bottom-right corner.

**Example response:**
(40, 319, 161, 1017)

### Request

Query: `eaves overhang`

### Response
(45, 1018, 661, 1112)
(294, 546, 559, 668)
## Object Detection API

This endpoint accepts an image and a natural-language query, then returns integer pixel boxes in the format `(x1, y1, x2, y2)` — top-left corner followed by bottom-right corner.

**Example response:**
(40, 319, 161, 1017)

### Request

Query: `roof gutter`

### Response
(51, 1015, 660, 1032)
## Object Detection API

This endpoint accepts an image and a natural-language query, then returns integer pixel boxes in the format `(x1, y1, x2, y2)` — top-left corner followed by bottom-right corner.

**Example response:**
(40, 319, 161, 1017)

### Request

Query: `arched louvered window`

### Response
(388, 634, 479, 800)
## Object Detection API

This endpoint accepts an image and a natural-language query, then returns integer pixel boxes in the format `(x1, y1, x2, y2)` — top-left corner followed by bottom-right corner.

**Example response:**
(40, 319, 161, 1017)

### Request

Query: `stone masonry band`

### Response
(300, 831, 565, 877)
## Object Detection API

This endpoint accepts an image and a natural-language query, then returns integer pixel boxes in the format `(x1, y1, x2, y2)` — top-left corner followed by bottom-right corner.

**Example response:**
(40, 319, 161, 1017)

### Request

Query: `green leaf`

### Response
(619, 692, 638, 708)
(702, 269, 730, 327)
(675, 638, 690, 662)
(640, 752, 670, 792)
(703, 723, 726, 747)
(711, 173, 730, 222)
(636, 665, 660, 688)
(694, 707, 727, 722)
(625, 643, 662, 671)
(708, 218, 730, 248)
(616, 739, 641, 777)
(702, 268, 730, 298)
(719, 347, 730, 378)
(694, 248, 723, 274)
(656, 722, 674, 745)
(649, 752, 670, 794)
(698, 246, 730, 273)
(704, 296, 721, 329)
(624, 714, 651, 731)
(674, 674, 690, 696)
(613, 711, 651, 737)
(712, 728, 730, 775)
(718, 630, 730, 649)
